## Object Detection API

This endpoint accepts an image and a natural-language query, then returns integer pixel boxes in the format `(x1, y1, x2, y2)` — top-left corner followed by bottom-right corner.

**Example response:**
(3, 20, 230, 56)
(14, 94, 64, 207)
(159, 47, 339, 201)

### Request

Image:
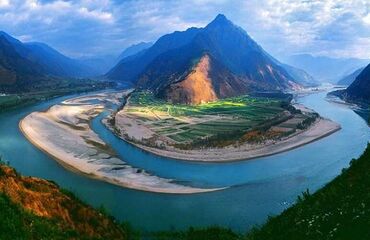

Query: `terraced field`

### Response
(119, 91, 316, 148)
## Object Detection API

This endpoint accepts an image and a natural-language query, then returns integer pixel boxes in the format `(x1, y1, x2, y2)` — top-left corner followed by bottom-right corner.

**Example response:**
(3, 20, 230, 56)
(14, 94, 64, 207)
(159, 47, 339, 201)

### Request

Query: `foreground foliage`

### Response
(151, 227, 240, 240)
(151, 144, 370, 240)
(245, 143, 370, 240)
(0, 141, 369, 240)
(0, 160, 126, 239)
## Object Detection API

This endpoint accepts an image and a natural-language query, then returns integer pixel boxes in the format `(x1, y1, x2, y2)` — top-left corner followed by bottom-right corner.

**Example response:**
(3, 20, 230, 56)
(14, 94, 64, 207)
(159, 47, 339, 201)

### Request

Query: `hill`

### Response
(344, 63, 370, 104)
(107, 14, 315, 104)
(338, 67, 365, 86)
(245, 143, 370, 240)
(0, 160, 127, 239)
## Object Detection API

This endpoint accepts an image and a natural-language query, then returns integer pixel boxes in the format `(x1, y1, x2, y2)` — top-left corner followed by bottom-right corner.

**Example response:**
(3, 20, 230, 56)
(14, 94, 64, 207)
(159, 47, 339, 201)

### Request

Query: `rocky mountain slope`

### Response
(0, 162, 127, 239)
(107, 14, 311, 104)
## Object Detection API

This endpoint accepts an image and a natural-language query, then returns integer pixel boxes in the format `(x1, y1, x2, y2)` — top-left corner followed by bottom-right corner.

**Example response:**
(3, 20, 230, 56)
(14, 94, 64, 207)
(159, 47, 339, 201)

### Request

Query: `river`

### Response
(0, 91, 369, 232)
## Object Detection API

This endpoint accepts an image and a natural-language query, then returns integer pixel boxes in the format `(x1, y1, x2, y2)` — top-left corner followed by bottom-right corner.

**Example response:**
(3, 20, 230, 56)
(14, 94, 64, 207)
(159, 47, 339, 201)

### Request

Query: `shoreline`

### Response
(104, 117, 341, 163)
(19, 93, 221, 194)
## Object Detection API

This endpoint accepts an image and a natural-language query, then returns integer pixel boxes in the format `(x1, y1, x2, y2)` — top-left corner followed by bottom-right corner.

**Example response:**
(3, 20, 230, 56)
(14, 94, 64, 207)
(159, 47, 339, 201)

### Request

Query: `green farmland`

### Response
(123, 91, 317, 148)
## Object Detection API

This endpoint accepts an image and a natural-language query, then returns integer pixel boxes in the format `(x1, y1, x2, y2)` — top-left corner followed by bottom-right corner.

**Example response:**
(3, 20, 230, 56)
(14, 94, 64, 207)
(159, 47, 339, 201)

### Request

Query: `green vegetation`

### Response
(125, 91, 316, 148)
(148, 143, 370, 240)
(151, 226, 240, 240)
(245, 143, 370, 240)
(0, 156, 126, 239)
(0, 79, 114, 112)
(0, 192, 81, 240)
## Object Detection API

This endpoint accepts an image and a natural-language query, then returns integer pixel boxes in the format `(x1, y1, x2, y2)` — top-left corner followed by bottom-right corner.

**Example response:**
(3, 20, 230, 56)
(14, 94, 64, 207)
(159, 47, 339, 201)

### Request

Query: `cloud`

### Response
(78, 7, 113, 23)
(0, 0, 368, 60)
(0, 0, 10, 8)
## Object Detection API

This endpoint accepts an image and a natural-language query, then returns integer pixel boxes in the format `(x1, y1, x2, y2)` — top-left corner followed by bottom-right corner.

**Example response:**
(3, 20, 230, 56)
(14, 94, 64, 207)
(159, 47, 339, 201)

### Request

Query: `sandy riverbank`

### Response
(108, 104, 341, 162)
(20, 91, 221, 194)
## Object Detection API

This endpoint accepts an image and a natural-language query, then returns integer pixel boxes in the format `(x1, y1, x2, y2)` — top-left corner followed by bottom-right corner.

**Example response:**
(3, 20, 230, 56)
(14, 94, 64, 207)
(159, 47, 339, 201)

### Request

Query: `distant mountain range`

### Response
(107, 14, 316, 104)
(282, 54, 369, 83)
(116, 42, 153, 63)
(337, 67, 365, 86)
(0, 31, 116, 93)
(0, 31, 98, 78)
(0, 35, 48, 92)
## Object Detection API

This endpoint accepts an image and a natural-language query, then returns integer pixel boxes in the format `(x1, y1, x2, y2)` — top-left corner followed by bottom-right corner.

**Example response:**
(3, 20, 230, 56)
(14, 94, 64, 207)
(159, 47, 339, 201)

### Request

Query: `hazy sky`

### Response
(1, 0, 369, 60)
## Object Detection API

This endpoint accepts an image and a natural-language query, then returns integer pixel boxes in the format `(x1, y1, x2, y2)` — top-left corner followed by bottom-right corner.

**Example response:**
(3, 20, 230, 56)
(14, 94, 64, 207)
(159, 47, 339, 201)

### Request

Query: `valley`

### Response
(1, 89, 368, 232)
(0, 4, 369, 239)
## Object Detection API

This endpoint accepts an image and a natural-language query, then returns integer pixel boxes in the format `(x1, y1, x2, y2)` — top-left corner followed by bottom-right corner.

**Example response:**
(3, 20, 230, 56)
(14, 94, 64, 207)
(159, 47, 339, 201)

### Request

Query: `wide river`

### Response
(0, 91, 369, 232)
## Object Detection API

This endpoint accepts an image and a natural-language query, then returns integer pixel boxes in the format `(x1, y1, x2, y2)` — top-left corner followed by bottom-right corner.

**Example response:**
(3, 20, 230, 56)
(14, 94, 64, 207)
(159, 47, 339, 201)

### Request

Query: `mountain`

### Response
(338, 67, 365, 86)
(117, 42, 153, 62)
(344, 63, 370, 103)
(0, 32, 113, 93)
(107, 14, 306, 104)
(0, 31, 97, 78)
(107, 26, 201, 83)
(25, 42, 95, 77)
(0, 36, 48, 92)
(280, 63, 319, 87)
(282, 54, 369, 83)
(263, 51, 318, 87)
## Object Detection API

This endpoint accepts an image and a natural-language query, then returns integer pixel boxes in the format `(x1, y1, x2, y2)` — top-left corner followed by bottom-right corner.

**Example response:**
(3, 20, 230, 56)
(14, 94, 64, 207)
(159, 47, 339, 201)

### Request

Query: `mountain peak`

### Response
(205, 14, 238, 32)
(215, 14, 227, 21)
(210, 14, 231, 25)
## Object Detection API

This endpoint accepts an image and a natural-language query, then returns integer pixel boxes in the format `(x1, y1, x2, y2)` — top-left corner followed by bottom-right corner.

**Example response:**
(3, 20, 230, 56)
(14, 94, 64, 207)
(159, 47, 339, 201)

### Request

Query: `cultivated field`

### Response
(117, 91, 318, 149)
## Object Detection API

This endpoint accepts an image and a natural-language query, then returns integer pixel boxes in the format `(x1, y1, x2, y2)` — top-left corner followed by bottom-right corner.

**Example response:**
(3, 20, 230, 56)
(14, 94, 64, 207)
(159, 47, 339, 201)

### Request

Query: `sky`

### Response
(0, 0, 369, 60)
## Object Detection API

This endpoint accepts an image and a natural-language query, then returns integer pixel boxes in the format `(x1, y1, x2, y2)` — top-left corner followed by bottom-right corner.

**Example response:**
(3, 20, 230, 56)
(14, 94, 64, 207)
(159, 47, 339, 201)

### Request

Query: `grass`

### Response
(0, 192, 80, 240)
(244, 143, 370, 240)
(0, 156, 127, 239)
(125, 91, 313, 148)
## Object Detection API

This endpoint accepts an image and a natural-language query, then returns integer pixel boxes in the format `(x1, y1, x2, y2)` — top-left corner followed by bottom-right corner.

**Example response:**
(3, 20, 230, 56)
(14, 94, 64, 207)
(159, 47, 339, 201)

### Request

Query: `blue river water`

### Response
(0, 91, 369, 232)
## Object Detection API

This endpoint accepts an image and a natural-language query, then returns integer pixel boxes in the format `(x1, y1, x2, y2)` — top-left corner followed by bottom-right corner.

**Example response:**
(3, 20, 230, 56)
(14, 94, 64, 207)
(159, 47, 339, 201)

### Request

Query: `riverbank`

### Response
(0, 82, 114, 113)
(5, 89, 369, 231)
(0, 162, 127, 239)
(20, 91, 219, 194)
(105, 117, 340, 162)
(106, 100, 341, 162)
